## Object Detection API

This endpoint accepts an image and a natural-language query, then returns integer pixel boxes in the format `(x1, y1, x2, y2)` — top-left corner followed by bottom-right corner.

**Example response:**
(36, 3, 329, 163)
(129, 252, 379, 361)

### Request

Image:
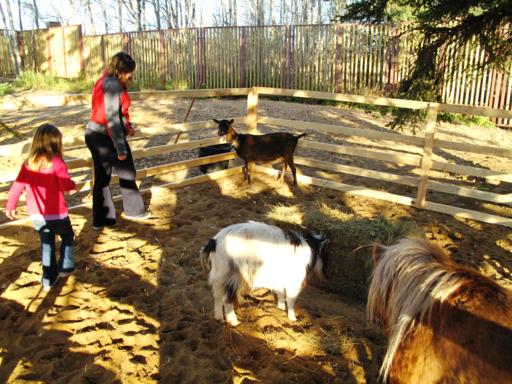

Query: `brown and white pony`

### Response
(369, 238, 512, 384)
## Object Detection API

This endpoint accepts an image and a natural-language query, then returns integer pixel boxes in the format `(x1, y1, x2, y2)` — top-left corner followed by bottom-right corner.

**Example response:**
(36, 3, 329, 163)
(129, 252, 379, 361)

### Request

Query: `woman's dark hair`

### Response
(108, 52, 136, 77)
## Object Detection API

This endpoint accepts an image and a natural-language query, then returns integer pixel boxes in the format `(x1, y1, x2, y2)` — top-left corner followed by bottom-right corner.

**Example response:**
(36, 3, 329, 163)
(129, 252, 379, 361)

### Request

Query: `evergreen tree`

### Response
(336, 0, 512, 129)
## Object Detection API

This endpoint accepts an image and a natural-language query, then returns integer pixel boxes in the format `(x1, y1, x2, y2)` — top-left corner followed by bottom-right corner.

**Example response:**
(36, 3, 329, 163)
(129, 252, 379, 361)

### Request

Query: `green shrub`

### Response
(438, 112, 495, 129)
(12, 71, 93, 93)
(0, 82, 12, 96)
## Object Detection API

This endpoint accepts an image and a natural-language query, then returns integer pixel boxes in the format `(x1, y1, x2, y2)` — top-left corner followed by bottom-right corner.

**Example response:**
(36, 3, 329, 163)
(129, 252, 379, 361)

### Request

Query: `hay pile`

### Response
(266, 202, 424, 301)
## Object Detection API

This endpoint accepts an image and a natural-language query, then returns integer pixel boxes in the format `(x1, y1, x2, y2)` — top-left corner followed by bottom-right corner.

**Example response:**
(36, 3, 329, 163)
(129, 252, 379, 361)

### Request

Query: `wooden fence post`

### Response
(335, 23, 342, 93)
(160, 30, 166, 86)
(123, 32, 131, 54)
(78, 25, 84, 75)
(386, 25, 400, 94)
(100, 35, 106, 70)
(415, 103, 439, 208)
(16, 31, 26, 71)
(46, 28, 52, 74)
(240, 27, 247, 88)
(282, 26, 289, 89)
(196, 27, 206, 87)
(61, 27, 68, 78)
(247, 87, 259, 133)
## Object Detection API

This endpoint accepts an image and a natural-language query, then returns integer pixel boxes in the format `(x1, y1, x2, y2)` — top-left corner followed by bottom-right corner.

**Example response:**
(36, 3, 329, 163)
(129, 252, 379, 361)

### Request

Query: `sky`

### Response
(3, 0, 252, 34)
(2, 1, 345, 35)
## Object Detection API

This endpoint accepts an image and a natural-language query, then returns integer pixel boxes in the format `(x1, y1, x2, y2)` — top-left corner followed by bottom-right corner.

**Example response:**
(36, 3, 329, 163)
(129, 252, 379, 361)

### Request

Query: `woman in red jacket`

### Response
(6, 124, 77, 291)
(86, 52, 150, 230)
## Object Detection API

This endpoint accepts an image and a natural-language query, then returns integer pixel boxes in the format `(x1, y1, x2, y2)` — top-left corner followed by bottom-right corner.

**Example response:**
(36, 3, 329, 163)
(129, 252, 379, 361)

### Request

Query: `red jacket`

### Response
(89, 73, 132, 156)
(7, 156, 76, 221)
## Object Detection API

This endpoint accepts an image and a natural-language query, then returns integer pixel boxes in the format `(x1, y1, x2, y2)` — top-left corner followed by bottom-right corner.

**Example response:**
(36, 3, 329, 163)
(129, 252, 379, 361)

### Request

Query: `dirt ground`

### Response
(0, 96, 511, 383)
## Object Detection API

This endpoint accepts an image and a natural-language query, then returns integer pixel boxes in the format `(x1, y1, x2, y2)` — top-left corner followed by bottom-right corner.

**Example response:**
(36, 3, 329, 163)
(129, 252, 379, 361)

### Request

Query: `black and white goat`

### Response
(200, 221, 329, 326)
(213, 119, 306, 185)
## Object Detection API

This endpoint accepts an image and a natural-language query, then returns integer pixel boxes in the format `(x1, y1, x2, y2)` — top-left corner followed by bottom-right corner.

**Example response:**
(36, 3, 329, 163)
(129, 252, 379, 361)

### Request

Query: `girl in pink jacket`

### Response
(6, 124, 77, 291)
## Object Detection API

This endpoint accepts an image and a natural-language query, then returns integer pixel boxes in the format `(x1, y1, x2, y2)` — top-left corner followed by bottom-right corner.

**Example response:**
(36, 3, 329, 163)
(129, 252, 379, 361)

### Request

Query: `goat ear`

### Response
(229, 119, 234, 124)
(372, 243, 385, 264)
(213, 119, 220, 124)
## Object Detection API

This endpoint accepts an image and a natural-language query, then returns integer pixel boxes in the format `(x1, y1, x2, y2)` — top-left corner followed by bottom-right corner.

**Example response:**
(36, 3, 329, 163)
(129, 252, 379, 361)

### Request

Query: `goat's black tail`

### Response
(295, 133, 307, 140)
(200, 238, 216, 272)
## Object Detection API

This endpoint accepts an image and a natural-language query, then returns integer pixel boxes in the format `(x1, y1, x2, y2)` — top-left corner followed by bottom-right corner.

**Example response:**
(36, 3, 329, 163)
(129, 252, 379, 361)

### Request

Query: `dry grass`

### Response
(265, 202, 424, 301)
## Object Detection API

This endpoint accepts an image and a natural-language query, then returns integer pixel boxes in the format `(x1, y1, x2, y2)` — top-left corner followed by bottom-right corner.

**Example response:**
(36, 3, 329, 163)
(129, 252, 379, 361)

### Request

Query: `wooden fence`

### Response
(0, 87, 511, 229)
(0, 24, 511, 127)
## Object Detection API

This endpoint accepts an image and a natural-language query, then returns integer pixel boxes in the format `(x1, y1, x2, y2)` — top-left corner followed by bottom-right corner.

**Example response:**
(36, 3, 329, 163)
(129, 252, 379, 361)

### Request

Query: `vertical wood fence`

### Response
(0, 24, 511, 126)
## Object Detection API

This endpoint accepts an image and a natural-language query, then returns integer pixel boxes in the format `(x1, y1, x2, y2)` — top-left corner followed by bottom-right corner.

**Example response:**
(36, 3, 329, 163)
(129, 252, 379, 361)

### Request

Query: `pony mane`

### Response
(367, 238, 468, 381)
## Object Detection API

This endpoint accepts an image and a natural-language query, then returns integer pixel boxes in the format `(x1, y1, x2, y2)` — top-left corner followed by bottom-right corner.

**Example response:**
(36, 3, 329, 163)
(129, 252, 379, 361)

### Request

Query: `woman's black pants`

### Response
(85, 130, 145, 227)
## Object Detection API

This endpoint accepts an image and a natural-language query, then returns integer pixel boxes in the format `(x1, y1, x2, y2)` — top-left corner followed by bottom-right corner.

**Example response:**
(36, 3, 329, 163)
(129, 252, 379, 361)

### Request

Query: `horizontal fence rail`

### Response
(0, 87, 511, 229)
(1, 23, 511, 126)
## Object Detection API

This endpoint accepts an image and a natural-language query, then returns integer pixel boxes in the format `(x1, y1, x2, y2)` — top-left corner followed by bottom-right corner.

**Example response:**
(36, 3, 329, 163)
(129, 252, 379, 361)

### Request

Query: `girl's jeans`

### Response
(33, 217, 75, 287)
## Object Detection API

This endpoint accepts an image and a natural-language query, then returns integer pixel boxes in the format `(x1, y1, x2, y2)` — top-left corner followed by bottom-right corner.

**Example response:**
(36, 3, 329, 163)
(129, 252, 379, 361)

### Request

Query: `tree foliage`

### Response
(336, 0, 512, 130)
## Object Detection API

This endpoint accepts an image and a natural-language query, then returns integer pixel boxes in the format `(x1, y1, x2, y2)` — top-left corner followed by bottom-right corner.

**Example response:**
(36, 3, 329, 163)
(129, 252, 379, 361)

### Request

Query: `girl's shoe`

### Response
(58, 270, 75, 278)
(41, 277, 58, 292)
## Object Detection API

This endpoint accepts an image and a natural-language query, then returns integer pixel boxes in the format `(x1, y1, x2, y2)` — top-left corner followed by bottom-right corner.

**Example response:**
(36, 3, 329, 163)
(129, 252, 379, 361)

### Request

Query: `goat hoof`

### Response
(227, 319, 241, 327)
(277, 303, 286, 311)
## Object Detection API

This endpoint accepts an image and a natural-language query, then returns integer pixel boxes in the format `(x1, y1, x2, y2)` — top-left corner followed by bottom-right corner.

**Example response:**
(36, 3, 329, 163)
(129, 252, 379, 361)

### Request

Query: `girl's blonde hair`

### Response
(26, 124, 63, 170)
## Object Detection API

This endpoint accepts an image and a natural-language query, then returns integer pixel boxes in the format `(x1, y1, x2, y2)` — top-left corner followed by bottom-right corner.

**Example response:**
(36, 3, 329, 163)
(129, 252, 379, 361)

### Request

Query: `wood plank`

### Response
(416, 104, 439, 208)
(131, 137, 226, 160)
(253, 87, 512, 118)
(299, 139, 512, 183)
(295, 156, 512, 205)
(0, 118, 247, 157)
(257, 164, 415, 205)
(298, 140, 422, 165)
(258, 116, 424, 145)
(2, 87, 510, 120)
(258, 115, 512, 157)
(423, 201, 512, 228)
(430, 160, 512, 183)
(295, 156, 418, 186)
(247, 87, 259, 133)
(256, 165, 512, 228)
(0, 136, 230, 183)
(433, 137, 512, 158)
(0, 166, 243, 229)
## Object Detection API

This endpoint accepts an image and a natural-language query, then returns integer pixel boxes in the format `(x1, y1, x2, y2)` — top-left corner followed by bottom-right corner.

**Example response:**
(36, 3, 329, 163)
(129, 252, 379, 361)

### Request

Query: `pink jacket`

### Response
(6, 156, 76, 221)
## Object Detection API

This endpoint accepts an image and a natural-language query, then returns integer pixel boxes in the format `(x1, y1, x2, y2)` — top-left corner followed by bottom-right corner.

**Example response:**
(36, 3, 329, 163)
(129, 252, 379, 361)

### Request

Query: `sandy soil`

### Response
(0, 96, 511, 383)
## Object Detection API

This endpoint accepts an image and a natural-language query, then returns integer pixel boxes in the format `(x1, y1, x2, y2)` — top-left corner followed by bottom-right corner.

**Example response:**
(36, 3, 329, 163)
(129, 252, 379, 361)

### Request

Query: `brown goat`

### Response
(214, 119, 305, 185)
(369, 238, 512, 384)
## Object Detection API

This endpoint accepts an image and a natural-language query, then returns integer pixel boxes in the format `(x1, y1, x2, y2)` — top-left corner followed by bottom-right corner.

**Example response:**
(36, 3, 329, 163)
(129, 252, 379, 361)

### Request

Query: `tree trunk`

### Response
(117, 0, 123, 32)
(102, 3, 109, 33)
(3, 0, 21, 73)
(141, 0, 147, 30)
(153, 0, 161, 30)
(17, 0, 23, 31)
(68, 0, 78, 25)
(32, 0, 39, 29)
(87, 0, 96, 35)
(178, 0, 183, 28)
(232, 0, 236, 26)
(138, 0, 142, 31)
(164, 0, 172, 28)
